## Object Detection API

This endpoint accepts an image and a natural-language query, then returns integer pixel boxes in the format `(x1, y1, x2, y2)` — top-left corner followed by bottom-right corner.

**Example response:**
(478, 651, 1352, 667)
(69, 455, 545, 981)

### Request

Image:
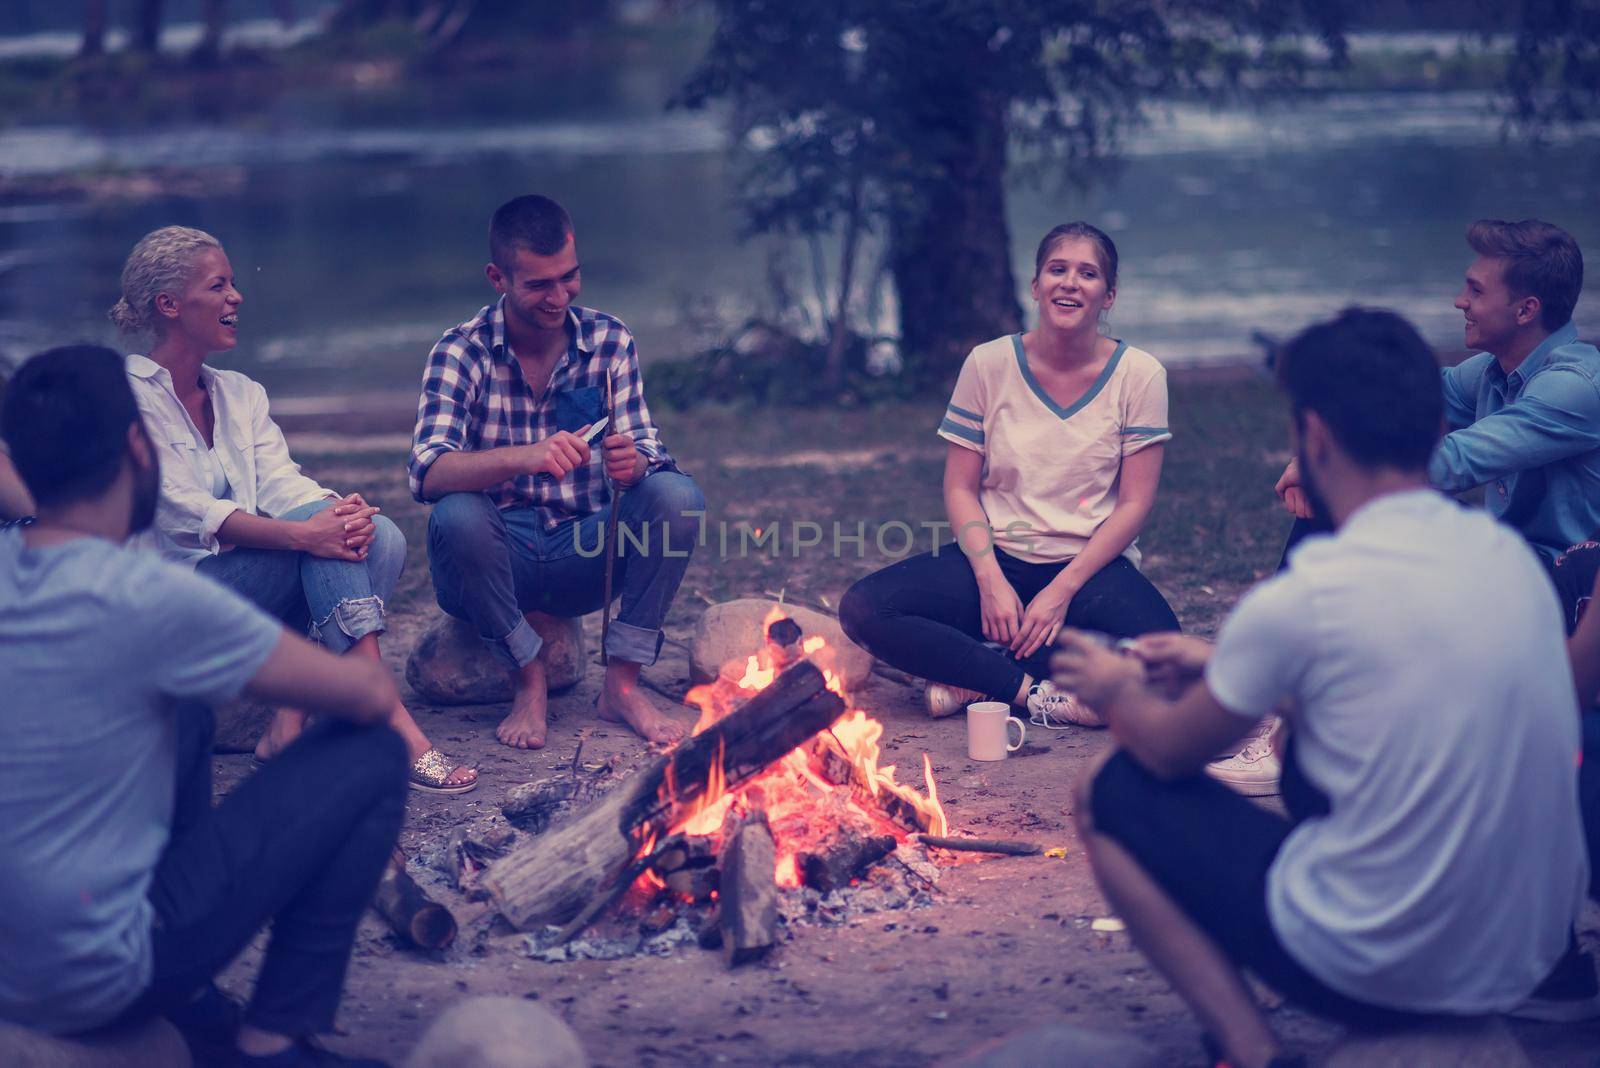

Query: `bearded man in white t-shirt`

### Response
(1052, 308, 1591, 1068)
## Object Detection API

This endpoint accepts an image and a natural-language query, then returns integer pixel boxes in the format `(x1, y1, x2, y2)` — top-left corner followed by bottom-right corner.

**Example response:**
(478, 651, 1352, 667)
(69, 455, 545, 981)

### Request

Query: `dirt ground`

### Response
(208, 379, 1600, 1066)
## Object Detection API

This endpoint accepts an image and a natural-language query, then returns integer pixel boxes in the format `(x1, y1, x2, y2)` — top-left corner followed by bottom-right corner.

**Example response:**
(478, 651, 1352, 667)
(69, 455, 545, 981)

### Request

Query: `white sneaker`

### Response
(924, 682, 984, 718)
(1206, 717, 1282, 797)
(1025, 679, 1104, 728)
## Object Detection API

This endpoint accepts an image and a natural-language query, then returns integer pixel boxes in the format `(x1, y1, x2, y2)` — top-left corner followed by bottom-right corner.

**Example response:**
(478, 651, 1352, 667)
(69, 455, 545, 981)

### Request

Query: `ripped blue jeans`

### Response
(194, 499, 406, 654)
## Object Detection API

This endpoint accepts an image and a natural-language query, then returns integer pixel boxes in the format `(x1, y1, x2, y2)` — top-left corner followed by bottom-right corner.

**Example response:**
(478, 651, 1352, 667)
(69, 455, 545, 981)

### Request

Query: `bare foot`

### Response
(253, 708, 306, 763)
(497, 659, 548, 749)
(596, 666, 687, 745)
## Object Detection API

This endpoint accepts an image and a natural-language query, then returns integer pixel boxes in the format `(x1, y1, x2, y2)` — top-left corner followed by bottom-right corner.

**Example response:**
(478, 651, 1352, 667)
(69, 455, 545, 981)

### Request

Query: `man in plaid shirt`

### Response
(409, 195, 703, 749)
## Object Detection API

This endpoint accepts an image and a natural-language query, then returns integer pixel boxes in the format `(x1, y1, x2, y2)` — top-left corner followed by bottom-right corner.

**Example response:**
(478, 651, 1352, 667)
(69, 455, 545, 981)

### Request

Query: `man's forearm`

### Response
(421, 446, 531, 499)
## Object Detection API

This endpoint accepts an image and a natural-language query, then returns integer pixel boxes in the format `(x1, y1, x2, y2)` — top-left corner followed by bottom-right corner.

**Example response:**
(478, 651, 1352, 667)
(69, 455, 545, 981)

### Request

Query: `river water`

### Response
(1, 37, 1597, 399)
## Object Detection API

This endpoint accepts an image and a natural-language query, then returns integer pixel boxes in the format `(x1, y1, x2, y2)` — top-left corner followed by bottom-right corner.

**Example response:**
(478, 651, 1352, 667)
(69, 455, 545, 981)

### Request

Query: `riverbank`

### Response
(237, 369, 1600, 1066)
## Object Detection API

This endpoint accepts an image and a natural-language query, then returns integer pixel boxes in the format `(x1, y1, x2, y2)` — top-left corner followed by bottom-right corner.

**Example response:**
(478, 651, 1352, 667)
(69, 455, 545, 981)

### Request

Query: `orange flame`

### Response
(646, 611, 950, 894)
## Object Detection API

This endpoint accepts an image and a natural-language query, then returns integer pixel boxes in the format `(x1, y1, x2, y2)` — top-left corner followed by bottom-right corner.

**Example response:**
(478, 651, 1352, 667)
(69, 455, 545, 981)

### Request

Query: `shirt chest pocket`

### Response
(552, 386, 603, 435)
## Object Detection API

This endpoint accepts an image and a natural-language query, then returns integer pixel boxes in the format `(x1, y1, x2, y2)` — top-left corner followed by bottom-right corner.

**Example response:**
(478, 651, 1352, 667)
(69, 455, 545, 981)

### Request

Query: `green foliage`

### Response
(1504, 0, 1600, 130)
(675, 0, 1354, 392)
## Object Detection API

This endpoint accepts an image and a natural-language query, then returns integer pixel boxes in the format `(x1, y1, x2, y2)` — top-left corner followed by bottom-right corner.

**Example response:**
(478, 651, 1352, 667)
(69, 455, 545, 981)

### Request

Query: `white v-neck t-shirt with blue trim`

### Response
(938, 334, 1170, 565)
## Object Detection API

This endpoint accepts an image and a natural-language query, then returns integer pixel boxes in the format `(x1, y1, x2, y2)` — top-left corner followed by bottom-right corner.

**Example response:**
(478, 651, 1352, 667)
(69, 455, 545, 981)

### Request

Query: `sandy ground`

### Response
(213, 605, 1600, 1067)
(198, 386, 1600, 1066)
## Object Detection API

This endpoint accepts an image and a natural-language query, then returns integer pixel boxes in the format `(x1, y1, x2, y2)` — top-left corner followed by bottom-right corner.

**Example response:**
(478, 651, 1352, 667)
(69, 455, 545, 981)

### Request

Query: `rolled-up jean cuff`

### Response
(309, 595, 386, 654)
(496, 617, 545, 669)
(604, 620, 663, 666)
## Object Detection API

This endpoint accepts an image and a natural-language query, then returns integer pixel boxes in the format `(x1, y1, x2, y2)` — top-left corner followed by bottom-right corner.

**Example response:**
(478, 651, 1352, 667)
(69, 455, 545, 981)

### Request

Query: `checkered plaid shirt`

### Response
(408, 300, 677, 524)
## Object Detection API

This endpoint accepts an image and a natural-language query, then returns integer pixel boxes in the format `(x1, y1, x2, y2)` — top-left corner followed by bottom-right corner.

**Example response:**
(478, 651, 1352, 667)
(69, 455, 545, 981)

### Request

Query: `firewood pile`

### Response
(468, 611, 954, 966)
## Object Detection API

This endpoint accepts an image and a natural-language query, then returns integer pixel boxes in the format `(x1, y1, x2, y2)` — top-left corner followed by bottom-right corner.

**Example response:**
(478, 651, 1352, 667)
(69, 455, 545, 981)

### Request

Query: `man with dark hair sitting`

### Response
(0, 345, 406, 1067)
(410, 193, 704, 750)
(1053, 309, 1592, 1068)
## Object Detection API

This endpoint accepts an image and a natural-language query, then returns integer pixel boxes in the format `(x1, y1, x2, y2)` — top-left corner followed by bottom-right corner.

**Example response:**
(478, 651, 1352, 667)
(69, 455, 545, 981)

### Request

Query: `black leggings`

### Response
(839, 547, 1179, 701)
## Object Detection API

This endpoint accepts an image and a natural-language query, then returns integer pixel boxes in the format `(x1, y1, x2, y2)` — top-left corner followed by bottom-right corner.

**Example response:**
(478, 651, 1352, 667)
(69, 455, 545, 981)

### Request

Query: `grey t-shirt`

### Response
(0, 527, 280, 1033)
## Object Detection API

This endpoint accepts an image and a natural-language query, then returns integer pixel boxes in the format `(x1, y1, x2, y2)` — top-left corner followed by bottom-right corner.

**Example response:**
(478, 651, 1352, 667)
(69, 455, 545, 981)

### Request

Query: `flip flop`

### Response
(410, 747, 479, 795)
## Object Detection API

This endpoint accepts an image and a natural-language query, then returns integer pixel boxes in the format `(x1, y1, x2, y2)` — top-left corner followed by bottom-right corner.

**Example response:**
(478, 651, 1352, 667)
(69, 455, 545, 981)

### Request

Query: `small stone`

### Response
(406, 612, 585, 705)
(404, 996, 589, 1068)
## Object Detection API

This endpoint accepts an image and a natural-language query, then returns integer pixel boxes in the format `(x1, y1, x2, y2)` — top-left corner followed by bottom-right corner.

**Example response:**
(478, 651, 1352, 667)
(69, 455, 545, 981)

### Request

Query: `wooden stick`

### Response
(600, 366, 619, 666)
(918, 835, 1043, 857)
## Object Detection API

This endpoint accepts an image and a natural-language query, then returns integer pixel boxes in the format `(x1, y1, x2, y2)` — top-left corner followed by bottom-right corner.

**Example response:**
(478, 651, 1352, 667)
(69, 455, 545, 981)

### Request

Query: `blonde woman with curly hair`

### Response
(115, 226, 476, 794)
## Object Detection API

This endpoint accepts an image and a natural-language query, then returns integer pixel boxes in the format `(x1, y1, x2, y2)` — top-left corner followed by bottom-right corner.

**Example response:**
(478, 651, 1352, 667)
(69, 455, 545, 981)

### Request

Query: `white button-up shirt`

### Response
(126, 354, 331, 567)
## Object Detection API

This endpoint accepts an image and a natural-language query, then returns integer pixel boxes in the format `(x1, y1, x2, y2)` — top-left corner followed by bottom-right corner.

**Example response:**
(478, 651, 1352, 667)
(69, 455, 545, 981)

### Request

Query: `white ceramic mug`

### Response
(967, 701, 1026, 761)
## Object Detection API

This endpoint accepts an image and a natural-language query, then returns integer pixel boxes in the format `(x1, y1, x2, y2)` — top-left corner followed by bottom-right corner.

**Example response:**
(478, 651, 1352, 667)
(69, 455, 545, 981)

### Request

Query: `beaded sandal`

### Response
(409, 747, 478, 795)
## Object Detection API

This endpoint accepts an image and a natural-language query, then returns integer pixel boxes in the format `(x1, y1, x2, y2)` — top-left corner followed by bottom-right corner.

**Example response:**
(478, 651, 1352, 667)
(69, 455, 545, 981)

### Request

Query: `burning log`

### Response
(374, 862, 458, 950)
(798, 826, 897, 893)
(649, 834, 720, 901)
(813, 732, 947, 836)
(719, 810, 780, 965)
(483, 661, 846, 932)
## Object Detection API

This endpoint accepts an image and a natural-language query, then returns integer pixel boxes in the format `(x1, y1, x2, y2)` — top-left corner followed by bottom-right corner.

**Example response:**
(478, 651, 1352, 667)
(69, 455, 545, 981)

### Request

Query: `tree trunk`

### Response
(80, 0, 108, 58)
(888, 84, 1021, 390)
(132, 0, 165, 54)
(824, 169, 866, 392)
(192, 0, 225, 65)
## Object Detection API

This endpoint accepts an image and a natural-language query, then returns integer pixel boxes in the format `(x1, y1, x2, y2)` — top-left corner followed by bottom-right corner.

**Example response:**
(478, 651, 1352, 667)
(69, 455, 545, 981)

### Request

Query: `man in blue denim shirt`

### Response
(1277, 219, 1597, 571)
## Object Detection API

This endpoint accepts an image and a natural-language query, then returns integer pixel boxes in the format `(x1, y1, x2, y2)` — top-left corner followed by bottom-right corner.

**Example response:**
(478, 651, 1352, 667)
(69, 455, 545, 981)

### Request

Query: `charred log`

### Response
(483, 661, 844, 932)
(374, 864, 457, 950)
(798, 827, 896, 893)
(719, 811, 779, 965)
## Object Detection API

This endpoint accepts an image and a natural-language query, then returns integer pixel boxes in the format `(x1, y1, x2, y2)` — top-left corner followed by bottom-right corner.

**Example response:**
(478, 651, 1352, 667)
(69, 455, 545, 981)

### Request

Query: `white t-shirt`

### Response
(1206, 489, 1587, 1014)
(937, 335, 1170, 564)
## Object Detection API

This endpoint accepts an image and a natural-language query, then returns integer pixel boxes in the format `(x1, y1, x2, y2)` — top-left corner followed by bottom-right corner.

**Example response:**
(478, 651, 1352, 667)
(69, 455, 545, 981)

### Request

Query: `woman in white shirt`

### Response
(840, 222, 1180, 726)
(113, 226, 476, 795)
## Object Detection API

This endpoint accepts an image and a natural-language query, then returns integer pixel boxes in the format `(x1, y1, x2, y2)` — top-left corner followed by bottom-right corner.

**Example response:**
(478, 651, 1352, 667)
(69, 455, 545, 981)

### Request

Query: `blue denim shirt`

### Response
(1430, 322, 1600, 562)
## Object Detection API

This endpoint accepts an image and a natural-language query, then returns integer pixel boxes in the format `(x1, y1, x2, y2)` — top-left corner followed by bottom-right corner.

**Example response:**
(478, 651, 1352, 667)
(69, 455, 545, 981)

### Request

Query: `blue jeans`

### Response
(195, 499, 407, 654)
(427, 471, 705, 667)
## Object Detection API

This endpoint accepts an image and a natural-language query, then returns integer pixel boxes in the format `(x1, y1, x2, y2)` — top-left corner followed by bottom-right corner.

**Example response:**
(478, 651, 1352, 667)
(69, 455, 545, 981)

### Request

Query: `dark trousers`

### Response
(115, 704, 407, 1037)
(839, 547, 1180, 701)
(1090, 743, 1429, 1027)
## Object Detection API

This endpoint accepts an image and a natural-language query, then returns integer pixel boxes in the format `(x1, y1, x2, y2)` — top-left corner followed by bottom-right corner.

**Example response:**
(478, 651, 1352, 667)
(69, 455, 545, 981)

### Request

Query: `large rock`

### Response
(406, 613, 585, 706)
(0, 1017, 191, 1068)
(943, 1022, 1160, 1068)
(212, 699, 274, 753)
(404, 997, 587, 1068)
(690, 598, 874, 691)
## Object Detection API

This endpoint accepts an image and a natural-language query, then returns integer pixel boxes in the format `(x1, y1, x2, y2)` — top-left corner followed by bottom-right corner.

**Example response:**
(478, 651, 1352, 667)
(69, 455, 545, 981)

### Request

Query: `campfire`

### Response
(482, 607, 950, 963)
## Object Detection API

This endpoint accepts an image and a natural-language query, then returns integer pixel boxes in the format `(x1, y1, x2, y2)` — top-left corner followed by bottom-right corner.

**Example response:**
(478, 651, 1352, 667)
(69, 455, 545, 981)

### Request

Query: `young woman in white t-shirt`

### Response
(112, 226, 477, 794)
(840, 222, 1179, 726)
